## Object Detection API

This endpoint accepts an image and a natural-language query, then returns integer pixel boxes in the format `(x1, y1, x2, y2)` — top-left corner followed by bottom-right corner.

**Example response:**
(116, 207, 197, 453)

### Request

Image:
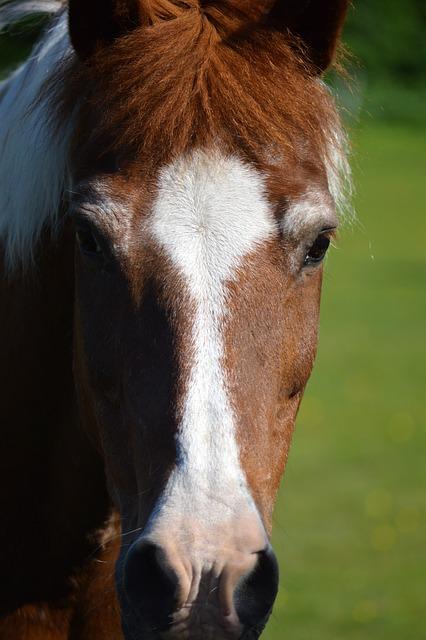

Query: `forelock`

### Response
(55, 5, 348, 198)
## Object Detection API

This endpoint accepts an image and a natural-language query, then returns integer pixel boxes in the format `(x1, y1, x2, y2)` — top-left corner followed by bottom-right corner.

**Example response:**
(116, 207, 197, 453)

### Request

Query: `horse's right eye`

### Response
(75, 222, 103, 259)
(303, 231, 333, 267)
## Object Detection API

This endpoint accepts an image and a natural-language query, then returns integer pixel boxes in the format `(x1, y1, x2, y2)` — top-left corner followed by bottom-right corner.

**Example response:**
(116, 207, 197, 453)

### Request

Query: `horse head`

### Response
(63, 1, 350, 637)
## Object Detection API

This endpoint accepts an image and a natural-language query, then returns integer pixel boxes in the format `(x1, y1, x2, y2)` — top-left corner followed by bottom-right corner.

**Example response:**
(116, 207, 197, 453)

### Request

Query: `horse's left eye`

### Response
(304, 233, 331, 267)
(75, 223, 103, 259)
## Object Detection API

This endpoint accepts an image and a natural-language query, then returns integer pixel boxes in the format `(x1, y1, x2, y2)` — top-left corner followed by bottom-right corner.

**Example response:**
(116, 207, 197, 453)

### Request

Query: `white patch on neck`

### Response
(0, 10, 74, 269)
(149, 150, 276, 527)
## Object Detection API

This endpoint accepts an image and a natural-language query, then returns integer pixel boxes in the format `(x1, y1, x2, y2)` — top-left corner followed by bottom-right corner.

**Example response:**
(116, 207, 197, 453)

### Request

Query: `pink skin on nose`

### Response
(142, 512, 267, 637)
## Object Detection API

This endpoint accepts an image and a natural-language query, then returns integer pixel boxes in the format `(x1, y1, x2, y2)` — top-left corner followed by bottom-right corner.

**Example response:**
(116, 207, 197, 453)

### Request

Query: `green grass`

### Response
(264, 123, 426, 640)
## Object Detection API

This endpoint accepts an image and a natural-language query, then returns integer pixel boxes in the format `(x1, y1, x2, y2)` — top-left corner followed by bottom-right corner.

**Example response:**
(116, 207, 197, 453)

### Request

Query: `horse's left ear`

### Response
(266, 0, 350, 73)
(68, 0, 145, 60)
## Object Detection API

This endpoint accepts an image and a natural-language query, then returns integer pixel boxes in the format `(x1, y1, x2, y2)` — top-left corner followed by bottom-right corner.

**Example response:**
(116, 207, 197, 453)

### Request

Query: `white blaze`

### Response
(150, 149, 276, 525)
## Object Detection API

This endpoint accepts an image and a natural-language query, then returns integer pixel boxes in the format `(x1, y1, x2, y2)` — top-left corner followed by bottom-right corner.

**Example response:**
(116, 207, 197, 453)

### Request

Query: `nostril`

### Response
(123, 540, 178, 630)
(234, 546, 279, 631)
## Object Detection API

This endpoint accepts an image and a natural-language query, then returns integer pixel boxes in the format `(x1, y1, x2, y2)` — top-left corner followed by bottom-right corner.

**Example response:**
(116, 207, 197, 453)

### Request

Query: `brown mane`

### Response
(56, 0, 344, 179)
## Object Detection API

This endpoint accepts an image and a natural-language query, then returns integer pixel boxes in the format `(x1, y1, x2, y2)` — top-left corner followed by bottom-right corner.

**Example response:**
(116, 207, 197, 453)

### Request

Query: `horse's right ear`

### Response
(68, 0, 145, 60)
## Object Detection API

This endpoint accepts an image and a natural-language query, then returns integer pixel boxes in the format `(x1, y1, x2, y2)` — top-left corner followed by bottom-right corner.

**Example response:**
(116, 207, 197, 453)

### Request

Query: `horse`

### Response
(0, 1, 351, 638)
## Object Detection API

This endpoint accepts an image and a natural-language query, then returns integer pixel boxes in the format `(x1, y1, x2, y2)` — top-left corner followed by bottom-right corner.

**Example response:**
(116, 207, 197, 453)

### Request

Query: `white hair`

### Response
(0, 1, 63, 29)
(0, 2, 74, 269)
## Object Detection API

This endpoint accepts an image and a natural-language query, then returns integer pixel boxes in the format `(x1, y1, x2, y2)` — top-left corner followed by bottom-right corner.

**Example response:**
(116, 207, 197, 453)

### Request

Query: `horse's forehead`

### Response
(81, 148, 333, 264)
(149, 150, 277, 284)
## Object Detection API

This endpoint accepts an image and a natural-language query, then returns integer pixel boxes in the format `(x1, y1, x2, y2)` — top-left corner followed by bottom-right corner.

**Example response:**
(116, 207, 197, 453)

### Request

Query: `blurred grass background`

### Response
(1, 1, 425, 638)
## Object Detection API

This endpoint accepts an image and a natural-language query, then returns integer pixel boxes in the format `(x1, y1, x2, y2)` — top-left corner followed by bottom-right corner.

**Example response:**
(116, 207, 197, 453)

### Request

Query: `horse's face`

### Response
(67, 1, 348, 638)
(72, 150, 335, 637)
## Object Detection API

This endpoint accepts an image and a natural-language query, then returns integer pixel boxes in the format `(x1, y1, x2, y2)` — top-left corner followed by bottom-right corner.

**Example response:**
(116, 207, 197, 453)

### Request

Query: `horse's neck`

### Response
(0, 228, 110, 613)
